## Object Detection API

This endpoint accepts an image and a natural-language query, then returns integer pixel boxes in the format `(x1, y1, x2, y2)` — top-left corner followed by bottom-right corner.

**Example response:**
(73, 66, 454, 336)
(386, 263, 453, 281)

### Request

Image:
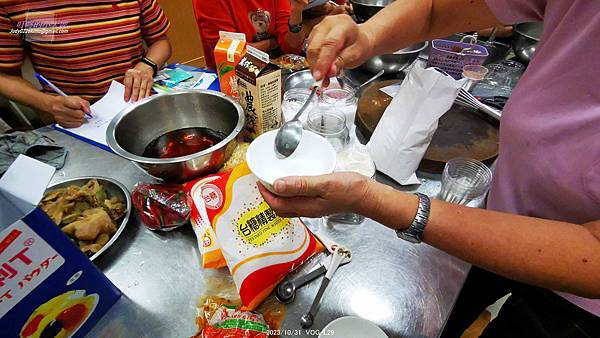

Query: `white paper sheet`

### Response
(55, 81, 130, 146)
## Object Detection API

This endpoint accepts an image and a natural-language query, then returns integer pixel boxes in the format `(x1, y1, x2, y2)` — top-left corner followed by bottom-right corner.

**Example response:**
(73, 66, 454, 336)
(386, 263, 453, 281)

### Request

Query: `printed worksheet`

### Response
(55, 81, 130, 147)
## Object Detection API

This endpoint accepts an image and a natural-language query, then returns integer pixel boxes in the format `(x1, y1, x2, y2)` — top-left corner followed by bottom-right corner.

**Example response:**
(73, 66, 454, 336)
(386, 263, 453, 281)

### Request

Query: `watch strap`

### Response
(396, 193, 431, 243)
(288, 21, 303, 33)
(140, 56, 158, 76)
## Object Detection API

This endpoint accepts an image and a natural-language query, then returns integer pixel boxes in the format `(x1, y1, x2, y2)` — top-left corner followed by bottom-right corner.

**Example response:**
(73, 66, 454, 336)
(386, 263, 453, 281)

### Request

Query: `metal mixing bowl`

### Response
(360, 42, 428, 74)
(512, 22, 543, 64)
(350, 0, 393, 22)
(106, 90, 244, 182)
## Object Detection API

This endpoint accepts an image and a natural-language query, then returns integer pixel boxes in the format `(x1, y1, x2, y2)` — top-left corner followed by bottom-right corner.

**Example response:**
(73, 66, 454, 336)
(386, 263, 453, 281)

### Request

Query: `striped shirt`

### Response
(0, 0, 170, 102)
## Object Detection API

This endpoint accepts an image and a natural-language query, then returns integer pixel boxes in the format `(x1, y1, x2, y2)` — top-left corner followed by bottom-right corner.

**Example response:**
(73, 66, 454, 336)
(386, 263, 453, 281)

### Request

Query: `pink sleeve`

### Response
(485, 0, 546, 24)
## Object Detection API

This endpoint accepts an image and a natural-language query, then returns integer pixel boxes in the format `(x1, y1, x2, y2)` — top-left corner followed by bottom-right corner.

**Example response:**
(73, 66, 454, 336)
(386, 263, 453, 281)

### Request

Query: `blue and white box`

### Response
(0, 155, 121, 337)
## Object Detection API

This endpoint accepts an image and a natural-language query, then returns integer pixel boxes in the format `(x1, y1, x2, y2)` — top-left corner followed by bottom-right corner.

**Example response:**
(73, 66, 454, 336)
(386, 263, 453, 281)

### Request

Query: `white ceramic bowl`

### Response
(319, 316, 388, 338)
(246, 130, 336, 193)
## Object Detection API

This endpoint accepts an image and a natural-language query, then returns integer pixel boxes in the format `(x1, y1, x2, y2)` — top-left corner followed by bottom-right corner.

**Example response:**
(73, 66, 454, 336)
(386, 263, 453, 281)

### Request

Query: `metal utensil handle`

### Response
(294, 265, 327, 288)
(358, 69, 385, 92)
(292, 85, 318, 121)
(307, 277, 330, 318)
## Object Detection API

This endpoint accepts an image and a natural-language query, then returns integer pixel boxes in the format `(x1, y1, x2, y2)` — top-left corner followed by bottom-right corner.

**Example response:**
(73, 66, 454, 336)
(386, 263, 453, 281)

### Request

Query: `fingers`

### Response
(129, 70, 142, 102)
(123, 70, 134, 102)
(257, 183, 325, 218)
(307, 15, 357, 81)
(272, 176, 327, 197)
(78, 98, 91, 114)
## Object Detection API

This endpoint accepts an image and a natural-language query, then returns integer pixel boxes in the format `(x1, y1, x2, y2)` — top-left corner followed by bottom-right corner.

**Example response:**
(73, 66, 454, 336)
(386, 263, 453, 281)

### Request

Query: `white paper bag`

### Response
(367, 66, 462, 185)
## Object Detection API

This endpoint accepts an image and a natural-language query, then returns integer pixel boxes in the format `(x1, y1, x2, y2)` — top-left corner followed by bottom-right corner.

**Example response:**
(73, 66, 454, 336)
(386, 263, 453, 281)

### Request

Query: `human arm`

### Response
(0, 9, 88, 128)
(307, 0, 503, 80)
(123, 0, 172, 102)
(272, 0, 308, 54)
(258, 174, 600, 298)
(0, 73, 90, 128)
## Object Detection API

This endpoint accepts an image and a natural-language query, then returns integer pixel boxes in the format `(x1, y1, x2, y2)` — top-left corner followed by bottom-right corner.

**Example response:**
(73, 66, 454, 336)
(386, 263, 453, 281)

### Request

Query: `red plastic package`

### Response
(132, 183, 191, 231)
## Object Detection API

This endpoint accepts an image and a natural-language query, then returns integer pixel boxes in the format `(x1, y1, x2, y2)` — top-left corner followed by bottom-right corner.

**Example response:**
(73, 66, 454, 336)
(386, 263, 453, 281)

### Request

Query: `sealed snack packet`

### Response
(132, 183, 191, 231)
(185, 162, 323, 310)
(199, 305, 268, 338)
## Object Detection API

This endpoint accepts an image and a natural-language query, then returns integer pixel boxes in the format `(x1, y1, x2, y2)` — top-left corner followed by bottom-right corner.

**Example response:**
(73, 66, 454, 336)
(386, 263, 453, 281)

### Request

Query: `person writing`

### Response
(259, 0, 600, 335)
(193, 0, 310, 69)
(0, 0, 172, 128)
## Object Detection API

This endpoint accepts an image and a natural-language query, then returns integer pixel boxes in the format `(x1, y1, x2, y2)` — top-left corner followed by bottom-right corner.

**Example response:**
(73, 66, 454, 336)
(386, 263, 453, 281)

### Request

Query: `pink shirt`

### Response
(485, 0, 600, 316)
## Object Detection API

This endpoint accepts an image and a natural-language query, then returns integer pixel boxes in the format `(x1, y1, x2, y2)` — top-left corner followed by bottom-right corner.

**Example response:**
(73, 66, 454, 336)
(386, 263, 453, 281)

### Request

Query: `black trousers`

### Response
(441, 267, 600, 338)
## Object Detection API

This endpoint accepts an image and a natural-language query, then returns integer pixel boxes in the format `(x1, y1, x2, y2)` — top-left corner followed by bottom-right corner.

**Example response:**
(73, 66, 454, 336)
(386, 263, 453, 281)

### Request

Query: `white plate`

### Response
(246, 129, 336, 193)
(319, 316, 388, 338)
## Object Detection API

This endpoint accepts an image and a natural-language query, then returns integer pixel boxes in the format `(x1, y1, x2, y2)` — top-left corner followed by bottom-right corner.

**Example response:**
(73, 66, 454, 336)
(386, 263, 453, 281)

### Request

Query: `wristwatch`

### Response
(288, 21, 303, 33)
(396, 193, 431, 243)
(140, 56, 158, 76)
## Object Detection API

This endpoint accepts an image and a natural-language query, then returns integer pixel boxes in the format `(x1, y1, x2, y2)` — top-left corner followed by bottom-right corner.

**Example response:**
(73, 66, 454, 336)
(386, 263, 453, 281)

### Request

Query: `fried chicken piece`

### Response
(103, 197, 126, 220)
(62, 208, 116, 241)
(80, 243, 103, 255)
(41, 197, 74, 225)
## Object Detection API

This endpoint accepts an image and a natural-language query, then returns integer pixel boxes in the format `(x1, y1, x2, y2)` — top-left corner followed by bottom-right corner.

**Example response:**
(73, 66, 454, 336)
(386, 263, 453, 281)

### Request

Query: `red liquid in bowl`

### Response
(142, 127, 226, 159)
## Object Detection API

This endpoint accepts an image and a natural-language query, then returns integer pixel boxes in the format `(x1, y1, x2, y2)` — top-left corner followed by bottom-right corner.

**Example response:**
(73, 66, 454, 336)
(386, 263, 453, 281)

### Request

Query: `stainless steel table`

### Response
(38, 126, 470, 338)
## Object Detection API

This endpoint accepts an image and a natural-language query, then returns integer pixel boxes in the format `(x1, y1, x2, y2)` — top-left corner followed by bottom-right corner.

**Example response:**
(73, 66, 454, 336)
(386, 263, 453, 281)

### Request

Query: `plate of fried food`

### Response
(271, 54, 309, 72)
(40, 177, 131, 261)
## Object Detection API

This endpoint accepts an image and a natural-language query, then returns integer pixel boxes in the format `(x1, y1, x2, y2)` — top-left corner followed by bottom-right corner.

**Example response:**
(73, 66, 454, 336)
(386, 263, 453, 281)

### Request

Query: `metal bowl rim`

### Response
(514, 22, 542, 41)
(45, 176, 132, 261)
(349, 0, 393, 8)
(106, 89, 245, 165)
(391, 41, 429, 55)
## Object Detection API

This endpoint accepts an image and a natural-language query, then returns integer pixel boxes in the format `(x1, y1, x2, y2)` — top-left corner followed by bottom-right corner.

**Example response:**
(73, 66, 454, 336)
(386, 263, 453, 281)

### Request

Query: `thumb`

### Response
(273, 176, 325, 197)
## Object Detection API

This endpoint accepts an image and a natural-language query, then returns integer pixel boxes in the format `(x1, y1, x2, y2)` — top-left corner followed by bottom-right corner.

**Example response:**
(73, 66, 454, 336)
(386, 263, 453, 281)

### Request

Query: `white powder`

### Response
(335, 142, 376, 177)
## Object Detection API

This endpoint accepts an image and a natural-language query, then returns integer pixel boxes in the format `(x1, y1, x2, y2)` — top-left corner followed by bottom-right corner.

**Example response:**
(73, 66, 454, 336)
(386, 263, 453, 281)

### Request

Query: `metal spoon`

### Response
(275, 264, 327, 304)
(274, 82, 320, 158)
(356, 69, 385, 93)
(300, 247, 349, 328)
(275, 250, 352, 304)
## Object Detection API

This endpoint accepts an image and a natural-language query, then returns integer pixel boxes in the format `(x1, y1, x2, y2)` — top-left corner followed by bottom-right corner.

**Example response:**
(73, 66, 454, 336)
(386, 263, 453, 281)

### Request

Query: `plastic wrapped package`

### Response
(131, 183, 191, 231)
(185, 162, 323, 309)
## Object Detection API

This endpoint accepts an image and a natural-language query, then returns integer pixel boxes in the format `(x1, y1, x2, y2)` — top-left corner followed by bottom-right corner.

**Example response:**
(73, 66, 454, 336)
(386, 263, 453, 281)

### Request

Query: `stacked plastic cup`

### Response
(438, 158, 493, 205)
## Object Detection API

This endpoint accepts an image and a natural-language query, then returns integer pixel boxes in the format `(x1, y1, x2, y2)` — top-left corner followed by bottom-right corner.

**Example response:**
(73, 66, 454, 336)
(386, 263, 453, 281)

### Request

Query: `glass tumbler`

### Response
(305, 107, 350, 152)
(438, 158, 493, 205)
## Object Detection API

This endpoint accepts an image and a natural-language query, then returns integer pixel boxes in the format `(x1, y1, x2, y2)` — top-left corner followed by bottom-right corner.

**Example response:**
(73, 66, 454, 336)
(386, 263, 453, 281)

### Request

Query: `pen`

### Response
(35, 73, 93, 118)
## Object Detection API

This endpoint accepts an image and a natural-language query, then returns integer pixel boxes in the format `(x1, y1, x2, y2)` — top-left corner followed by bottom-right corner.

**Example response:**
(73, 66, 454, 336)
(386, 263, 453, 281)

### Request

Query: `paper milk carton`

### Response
(214, 31, 247, 99)
(236, 45, 282, 139)
(0, 155, 121, 338)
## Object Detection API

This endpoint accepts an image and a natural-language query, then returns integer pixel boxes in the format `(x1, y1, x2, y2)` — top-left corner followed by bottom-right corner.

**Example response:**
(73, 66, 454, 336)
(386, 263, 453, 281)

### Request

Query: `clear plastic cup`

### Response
(462, 65, 489, 92)
(305, 107, 350, 152)
(439, 158, 493, 205)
